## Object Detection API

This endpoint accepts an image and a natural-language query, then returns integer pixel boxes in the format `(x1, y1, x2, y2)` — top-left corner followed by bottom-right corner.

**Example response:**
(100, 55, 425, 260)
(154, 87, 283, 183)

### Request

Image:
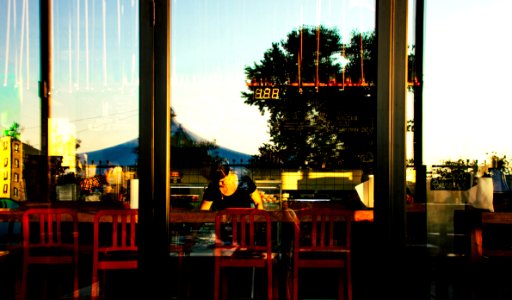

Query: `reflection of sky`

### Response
(171, 0, 375, 155)
(0, 0, 41, 148)
(51, 0, 139, 153)
(3, 0, 512, 166)
(0, 0, 139, 153)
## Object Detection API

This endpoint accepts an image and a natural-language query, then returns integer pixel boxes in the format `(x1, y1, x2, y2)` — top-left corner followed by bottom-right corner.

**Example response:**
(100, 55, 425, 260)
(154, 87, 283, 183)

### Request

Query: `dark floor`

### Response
(3, 219, 512, 300)
(3, 248, 512, 300)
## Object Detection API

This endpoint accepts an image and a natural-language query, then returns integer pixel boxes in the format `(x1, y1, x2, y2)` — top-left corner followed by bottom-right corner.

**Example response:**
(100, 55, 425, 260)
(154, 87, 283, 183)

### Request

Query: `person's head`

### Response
(209, 159, 238, 196)
(209, 158, 230, 182)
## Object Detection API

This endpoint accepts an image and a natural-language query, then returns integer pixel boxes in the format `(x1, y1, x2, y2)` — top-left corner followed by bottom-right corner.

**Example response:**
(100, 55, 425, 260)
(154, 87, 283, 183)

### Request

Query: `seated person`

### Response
(199, 159, 263, 210)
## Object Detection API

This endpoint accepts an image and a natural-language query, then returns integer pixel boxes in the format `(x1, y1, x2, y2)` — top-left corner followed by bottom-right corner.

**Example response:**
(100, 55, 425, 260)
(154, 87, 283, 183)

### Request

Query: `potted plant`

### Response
(487, 152, 511, 192)
(488, 152, 510, 173)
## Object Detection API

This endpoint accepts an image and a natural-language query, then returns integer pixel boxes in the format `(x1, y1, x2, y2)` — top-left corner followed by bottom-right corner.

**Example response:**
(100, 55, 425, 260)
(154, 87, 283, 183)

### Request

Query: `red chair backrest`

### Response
(294, 208, 352, 252)
(215, 208, 272, 253)
(22, 208, 79, 253)
(93, 209, 138, 254)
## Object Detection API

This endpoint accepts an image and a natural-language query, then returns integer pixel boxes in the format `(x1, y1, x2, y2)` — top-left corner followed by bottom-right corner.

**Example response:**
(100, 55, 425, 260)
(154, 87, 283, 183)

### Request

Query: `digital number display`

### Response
(253, 87, 280, 100)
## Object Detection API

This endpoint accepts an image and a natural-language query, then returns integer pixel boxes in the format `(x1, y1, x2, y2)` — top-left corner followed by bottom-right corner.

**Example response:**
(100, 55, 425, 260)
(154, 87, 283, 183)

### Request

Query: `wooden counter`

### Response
(4, 205, 375, 224)
(169, 208, 374, 223)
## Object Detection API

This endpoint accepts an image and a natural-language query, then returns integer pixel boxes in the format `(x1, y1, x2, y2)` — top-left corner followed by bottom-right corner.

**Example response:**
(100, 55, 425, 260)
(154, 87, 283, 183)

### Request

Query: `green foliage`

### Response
(242, 26, 377, 169)
(2, 122, 21, 139)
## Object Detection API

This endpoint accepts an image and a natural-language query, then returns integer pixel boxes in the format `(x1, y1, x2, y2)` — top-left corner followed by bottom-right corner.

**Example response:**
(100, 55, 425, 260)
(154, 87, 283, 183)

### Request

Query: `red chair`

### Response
(91, 209, 138, 300)
(214, 208, 276, 300)
(21, 208, 80, 300)
(292, 208, 353, 300)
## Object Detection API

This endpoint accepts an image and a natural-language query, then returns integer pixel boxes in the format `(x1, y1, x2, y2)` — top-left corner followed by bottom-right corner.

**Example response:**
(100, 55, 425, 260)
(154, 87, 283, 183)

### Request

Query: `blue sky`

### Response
(0, 0, 139, 153)
(171, 0, 376, 155)
(2, 0, 512, 167)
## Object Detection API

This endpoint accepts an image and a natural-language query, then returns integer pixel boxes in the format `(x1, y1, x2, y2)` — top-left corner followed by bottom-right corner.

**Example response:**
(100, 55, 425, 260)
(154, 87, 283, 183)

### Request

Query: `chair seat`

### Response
(98, 250, 138, 260)
(232, 247, 266, 258)
(97, 260, 138, 270)
(298, 258, 346, 268)
(26, 245, 76, 257)
(215, 246, 278, 258)
(25, 255, 74, 264)
(298, 250, 348, 260)
(215, 247, 277, 267)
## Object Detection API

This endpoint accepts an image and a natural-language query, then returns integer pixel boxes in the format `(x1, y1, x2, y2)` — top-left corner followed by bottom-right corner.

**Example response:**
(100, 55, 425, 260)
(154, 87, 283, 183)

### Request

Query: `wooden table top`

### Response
(169, 208, 374, 223)
(2, 204, 375, 223)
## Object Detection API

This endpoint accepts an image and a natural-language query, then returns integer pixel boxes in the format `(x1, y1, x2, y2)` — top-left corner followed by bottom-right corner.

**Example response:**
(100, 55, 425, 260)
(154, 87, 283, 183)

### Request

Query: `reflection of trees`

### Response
(170, 109, 217, 168)
(243, 26, 378, 169)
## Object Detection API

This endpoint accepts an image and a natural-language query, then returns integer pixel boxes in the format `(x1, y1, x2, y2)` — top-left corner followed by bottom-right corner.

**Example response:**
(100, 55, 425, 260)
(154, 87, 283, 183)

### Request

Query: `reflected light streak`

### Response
(24, 0, 29, 90)
(14, 50, 18, 88)
(3, 0, 11, 86)
(12, 0, 16, 35)
(51, 0, 55, 91)
(85, 0, 89, 89)
(102, 0, 108, 86)
(117, 0, 122, 88)
(18, 0, 25, 90)
(132, 0, 137, 84)
(117, 0, 121, 49)
(76, 0, 80, 90)
(12, 0, 19, 88)
(68, 17, 72, 92)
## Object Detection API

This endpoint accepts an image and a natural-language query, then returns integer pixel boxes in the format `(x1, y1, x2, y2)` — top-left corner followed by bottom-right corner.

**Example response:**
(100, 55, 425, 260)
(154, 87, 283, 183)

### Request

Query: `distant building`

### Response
(0, 136, 25, 201)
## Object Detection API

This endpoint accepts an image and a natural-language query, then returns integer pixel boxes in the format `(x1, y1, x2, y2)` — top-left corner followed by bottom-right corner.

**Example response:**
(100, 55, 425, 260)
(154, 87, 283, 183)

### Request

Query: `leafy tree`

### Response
(242, 26, 377, 169)
(2, 122, 21, 139)
(170, 108, 217, 168)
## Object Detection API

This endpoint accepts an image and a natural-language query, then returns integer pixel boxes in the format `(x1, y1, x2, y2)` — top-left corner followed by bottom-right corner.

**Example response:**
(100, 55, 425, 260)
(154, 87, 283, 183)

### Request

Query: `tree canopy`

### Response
(170, 108, 217, 169)
(242, 26, 377, 170)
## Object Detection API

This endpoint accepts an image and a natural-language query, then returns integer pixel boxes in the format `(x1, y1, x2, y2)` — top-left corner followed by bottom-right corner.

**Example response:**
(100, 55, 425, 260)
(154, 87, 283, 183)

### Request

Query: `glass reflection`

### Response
(170, 1, 377, 212)
(0, 0, 40, 202)
(169, 3, 383, 284)
(51, 0, 139, 204)
(0, 0, 139, 203)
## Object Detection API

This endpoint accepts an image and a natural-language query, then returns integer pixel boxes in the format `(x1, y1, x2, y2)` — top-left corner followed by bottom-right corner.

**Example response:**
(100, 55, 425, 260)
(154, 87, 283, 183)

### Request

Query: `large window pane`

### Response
(1, 0, 139, 204)
(423, 0, 512, 165)
(171, 0, 377, 210)
(423, 0, 512, 257)
(50, 0, 139, 203)
(169, 2, 377, 297)
(0, 0, 40, 202)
